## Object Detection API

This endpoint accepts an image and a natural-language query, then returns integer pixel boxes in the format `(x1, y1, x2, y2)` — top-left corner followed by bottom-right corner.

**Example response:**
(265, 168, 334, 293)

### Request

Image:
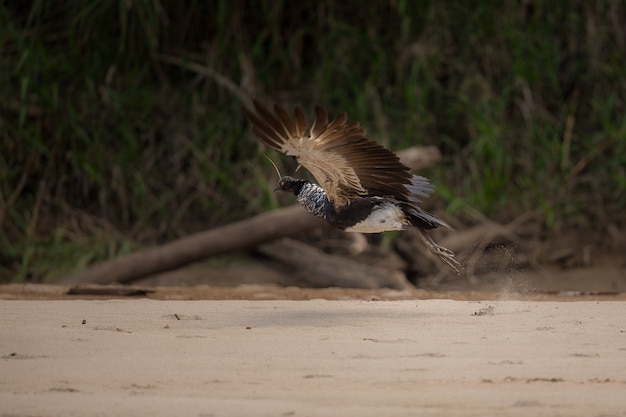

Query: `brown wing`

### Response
(244, 100, 414, 206)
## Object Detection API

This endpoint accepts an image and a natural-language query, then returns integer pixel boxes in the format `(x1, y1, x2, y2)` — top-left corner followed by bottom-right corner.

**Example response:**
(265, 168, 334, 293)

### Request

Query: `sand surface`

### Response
(1, 295, 625, 417)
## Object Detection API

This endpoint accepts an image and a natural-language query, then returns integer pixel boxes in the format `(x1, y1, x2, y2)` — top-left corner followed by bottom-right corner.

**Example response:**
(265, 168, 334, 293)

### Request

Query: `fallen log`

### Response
(62, 205, 327, 285)
(63, 146, 441, 286)
(258, 239, 410, 290)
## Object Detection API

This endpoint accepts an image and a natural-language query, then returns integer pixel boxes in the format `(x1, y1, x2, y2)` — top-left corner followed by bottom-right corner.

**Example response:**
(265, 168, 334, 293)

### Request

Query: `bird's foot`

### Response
(428, 243, 461, 275)
(416, 229, 462, 275)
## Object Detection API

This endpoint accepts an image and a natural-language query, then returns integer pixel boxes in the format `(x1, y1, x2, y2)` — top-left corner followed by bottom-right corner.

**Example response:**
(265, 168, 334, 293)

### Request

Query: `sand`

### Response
(1, 295, 625, 417)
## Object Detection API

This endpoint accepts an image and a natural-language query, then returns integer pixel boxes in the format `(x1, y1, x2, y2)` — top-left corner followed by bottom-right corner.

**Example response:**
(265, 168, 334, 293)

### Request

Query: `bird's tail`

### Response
(401, 203, 451, 230)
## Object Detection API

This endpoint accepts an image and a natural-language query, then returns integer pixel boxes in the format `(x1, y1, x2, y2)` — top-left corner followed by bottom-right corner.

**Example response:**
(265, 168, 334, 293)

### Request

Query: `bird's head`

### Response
(274, 176, 306, 195)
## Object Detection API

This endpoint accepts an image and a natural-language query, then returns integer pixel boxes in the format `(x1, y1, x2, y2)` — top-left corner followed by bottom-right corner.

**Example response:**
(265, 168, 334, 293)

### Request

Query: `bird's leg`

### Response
(417, 229, 461, 275)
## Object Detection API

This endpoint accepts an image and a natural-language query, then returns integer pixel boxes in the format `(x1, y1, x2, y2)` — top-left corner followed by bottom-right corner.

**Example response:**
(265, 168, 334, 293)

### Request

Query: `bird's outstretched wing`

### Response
(244, 100, 416, 206)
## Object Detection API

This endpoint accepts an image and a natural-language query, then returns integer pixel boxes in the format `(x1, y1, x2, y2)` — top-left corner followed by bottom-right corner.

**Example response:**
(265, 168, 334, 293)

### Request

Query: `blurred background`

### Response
(1, 1, 624, 288)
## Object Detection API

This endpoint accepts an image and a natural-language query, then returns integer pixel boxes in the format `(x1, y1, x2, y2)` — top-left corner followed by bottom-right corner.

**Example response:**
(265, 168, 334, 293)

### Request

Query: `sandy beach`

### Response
(1, 290, 625, 416)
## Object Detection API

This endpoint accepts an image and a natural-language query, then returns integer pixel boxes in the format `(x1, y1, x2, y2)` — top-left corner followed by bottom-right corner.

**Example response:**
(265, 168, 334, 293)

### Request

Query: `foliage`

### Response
(1, 1, 624, 281)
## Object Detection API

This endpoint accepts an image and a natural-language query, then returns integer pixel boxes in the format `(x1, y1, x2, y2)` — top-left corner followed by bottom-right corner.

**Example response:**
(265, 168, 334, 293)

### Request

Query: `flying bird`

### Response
(244, 100, 460, 274)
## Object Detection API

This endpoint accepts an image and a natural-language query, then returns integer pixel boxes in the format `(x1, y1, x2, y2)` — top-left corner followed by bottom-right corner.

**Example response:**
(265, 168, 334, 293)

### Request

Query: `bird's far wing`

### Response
(405, 175, 435, 204)
(244, 100, 413, 206)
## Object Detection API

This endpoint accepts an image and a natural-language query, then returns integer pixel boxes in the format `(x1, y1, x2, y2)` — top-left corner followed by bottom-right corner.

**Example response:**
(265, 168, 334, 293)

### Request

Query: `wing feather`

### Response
(294, 106, 307, 137)
(310, 106, 328, 138)
(245, 100, 419, 206)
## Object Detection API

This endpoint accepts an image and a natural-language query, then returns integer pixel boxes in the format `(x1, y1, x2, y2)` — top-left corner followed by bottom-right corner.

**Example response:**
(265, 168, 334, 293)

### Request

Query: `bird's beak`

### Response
(273, 184, 281, 192)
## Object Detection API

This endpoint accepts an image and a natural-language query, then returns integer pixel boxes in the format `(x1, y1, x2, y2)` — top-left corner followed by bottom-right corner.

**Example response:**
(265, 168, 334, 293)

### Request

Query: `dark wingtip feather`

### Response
(243, 100, 287, 150)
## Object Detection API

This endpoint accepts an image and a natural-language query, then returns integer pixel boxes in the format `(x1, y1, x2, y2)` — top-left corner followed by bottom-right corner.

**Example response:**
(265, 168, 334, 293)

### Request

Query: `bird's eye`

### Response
(279, 181, 285, 187)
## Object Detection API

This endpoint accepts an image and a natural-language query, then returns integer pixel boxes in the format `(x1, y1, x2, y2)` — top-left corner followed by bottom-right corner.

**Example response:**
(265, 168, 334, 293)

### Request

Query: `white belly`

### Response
(344, 203, 407, 233)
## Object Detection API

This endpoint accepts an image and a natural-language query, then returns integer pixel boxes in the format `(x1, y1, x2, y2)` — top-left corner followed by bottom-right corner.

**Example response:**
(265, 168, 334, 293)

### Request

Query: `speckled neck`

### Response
(295, 182, 333, 220)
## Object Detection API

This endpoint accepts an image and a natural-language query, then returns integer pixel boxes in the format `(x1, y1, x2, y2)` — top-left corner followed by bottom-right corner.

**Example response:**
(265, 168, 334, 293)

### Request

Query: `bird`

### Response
(244, 100, 460, 274)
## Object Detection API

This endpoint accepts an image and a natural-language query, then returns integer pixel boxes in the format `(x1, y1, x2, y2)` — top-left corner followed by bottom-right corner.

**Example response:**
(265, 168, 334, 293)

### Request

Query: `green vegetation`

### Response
(1, 1, 624, 282)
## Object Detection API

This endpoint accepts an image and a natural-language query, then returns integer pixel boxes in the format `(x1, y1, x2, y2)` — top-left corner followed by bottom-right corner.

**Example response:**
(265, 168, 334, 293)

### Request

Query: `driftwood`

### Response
(63, 146, 441, 286)
(258, 239, 410, 290)
(63, 205, 327, 284)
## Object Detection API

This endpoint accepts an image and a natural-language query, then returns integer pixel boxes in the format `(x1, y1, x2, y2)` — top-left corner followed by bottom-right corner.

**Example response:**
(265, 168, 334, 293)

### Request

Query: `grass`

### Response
(1, 1, 625, 282)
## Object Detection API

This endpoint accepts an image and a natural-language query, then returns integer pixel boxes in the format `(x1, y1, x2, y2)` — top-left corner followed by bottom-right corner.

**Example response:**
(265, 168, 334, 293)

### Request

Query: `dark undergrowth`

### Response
(1, 1, 624, 282)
